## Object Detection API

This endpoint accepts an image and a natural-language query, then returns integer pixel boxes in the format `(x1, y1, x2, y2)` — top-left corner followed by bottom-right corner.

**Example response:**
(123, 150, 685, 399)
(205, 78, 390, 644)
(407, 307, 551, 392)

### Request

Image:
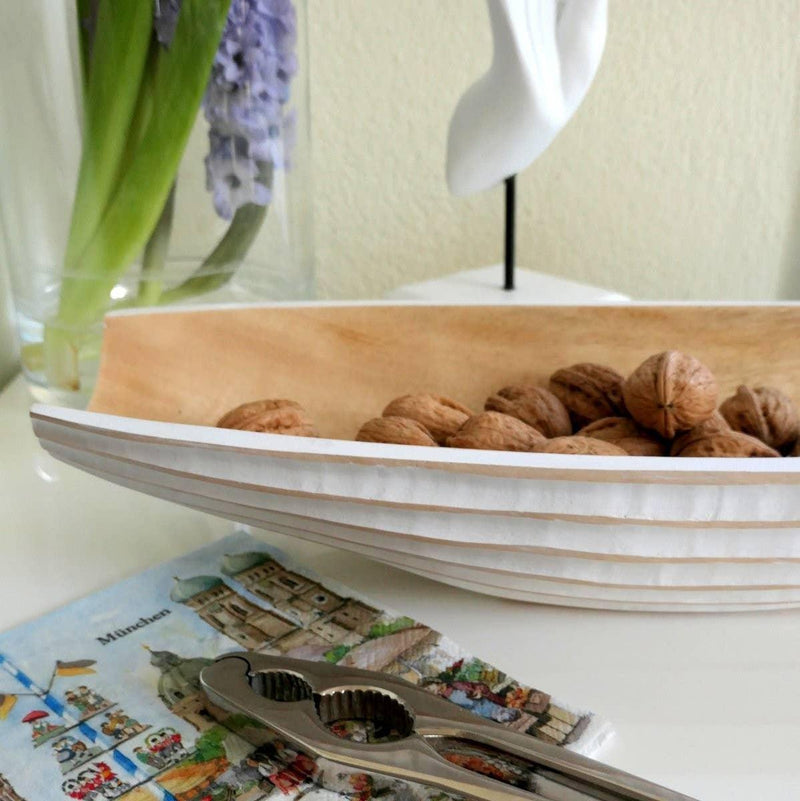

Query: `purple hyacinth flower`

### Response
(202, 0, 298, 220)
(204, 132, 271, 221)
(153, 0, 182, 47)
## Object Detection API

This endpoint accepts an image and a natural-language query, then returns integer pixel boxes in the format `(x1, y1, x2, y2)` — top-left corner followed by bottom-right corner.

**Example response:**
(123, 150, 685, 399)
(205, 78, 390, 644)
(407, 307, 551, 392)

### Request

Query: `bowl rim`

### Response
(104, 298, 800, 318)
(31, 404, 800, 485)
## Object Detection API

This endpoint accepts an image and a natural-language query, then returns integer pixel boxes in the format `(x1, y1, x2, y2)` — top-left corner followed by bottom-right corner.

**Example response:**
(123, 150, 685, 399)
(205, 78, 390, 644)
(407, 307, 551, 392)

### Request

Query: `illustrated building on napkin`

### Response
(0, 531, 609, 801)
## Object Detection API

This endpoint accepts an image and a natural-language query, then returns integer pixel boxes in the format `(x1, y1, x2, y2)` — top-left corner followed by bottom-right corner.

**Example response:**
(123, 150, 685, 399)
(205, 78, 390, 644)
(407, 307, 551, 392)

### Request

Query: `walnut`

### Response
(356, 416, 438, 446)
(576, 417, 666, 456)
(217, 399, 318, 436)
(484, 385, 570, 438)
(447, 412, 545, 451)
(549, 364, 626, 427)
(719, 385, 800, 453)
(672, 431, 780, 458)
(533, 436, 628, 456)
(382, 394, 472, 445)
(669, 411, 731, 456)
(622, 351, 717, 439)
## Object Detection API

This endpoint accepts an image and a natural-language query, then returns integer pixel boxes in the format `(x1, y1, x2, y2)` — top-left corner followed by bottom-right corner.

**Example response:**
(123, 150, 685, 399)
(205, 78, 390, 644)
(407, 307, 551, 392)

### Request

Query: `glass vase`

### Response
(0, 0, 314, 407)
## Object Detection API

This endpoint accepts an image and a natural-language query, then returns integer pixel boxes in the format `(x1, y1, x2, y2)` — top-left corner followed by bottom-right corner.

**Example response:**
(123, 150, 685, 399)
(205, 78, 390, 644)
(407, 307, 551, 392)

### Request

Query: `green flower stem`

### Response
(137, 184, 176, 306)
(21, 343, 44, 375)
(64, 2, 155, 276)
(42, 326, 81, 391)
(120, 37, 162, 181)
(57, 0, 231, 327)
(32, 200, 266, 389)
(45, 0, 232, 391)
(158, 203, 267, 305)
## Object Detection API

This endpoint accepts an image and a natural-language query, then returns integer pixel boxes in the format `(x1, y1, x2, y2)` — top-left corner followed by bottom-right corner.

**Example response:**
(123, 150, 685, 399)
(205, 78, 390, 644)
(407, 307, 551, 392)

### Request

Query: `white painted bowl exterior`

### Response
(31, 405, 800, 612)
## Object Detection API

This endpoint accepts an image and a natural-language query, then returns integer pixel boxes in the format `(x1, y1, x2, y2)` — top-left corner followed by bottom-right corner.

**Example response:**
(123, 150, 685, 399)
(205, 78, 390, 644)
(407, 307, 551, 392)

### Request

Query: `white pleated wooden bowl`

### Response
(31, 302, 800, 612)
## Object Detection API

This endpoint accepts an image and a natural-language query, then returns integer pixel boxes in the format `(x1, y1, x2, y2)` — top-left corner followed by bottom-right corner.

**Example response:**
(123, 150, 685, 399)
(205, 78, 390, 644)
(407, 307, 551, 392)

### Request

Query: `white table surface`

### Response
(2, 373, 799, 800)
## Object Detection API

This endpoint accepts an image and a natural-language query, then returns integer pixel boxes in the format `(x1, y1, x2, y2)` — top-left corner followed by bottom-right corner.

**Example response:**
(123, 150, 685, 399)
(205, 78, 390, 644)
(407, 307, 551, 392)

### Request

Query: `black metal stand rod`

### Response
(504, 175, 516, 290)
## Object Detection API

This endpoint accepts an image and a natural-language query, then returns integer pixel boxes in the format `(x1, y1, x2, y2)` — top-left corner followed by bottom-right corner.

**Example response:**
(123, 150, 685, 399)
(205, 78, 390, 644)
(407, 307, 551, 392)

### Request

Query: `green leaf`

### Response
(57, 0, 232, 327)
(64, 1, 154, 274)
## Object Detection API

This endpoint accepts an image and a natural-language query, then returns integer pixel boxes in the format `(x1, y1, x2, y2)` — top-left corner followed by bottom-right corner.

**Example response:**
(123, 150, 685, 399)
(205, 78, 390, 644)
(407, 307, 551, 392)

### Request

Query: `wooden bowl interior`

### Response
(89, 304, 800, 441)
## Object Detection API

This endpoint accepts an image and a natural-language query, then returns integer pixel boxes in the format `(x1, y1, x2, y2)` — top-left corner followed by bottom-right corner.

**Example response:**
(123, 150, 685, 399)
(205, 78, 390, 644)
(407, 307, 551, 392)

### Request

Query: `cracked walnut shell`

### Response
(549, 363, 626, 425)
(447, 412, 545, 451)
(217, 399, 318, 436)
(484, 385, 571, 438)
(719, 385, 800, 453)
(356, 416, 437, 446)
(622, 351, 717, 439)
(382, 394, 472, 445)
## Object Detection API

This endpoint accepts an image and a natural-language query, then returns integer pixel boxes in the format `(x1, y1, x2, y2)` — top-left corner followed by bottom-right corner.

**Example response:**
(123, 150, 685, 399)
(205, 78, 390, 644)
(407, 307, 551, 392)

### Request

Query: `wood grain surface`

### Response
(90, 303, 800, 441)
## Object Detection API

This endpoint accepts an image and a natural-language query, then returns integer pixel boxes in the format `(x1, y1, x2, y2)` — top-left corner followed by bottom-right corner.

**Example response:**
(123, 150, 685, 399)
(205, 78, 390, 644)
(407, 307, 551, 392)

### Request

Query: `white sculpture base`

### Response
(384, 265, 629, 304)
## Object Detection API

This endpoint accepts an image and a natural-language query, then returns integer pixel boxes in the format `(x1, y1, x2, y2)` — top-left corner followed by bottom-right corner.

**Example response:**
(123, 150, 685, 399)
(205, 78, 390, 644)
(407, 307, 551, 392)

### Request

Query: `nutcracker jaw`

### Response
(198, 653, 279, 748)
(200, 652, 698, 801)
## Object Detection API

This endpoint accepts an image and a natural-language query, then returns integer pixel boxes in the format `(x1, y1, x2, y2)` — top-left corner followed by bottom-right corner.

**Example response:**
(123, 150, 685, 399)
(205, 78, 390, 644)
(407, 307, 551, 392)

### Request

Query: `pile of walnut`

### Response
(217, 350, 800, 457)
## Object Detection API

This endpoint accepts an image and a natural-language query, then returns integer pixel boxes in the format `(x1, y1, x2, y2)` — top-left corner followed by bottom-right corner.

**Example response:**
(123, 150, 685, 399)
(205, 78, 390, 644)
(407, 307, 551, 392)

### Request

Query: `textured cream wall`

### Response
(308, 0, 800, 300)
(2, 0, 800, 379)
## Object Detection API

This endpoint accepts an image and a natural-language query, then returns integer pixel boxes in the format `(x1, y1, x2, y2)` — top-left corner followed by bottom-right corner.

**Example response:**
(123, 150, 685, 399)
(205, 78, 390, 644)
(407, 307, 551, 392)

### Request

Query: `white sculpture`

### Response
(446, 0, 607, 196)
